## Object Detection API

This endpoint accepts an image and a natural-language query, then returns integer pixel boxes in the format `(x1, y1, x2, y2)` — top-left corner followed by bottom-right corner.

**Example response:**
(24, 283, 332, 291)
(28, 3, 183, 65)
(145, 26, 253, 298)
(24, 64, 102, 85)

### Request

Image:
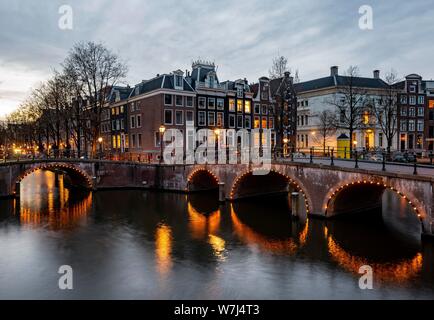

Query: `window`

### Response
(217, 98, 224, 110)
(208, 112, 215, 126)
(237, 115, 243, 128)
(244, 100, 251, 113)
(409, 107, 415, 117)
(136, 115, 141, 128)
(409, 85, 416, 93)
(254, 116, 260, 129)
(237, 100, 243, 112)
(416, 134, 423, 149)
(137, 133, 142, 148)
(245, 116, 251, 129)
(120, 105, 124, 114)
(305, 115, 309, 125)
(400, 106, 407, 116)
(208, 75, 215, 88)
(120, 119, 124, 130)
(418, 107, 424, 117)
(164, 109, 173, 124)
(131, 134, 136, 148)
(261, 105, 267, 115)
(229, 99, 235, 112)
(111, 108, 115, 115)
(208, 98, 215, 109)
(112, 135, 116, 148)
(269, 118, 274, 129)
(130, 102, 135, 112)
(164, 94, 172, 105)
(254, 104, 260, 114)
(115, 107, 119, 115)
(217, 112, 224, 127)
(111, 120, 116, 130)
(130, 115, 136, 128)
(400, 120, 407, 131)
(409, 119, 415, 131)
(379, 132, 383, 147)
(229, 114, 235, 128)
(261, 117, 267, 129)
(175, 110, 183, 125)
(186, 110, 194, 122)
(175, 75, 183, 88)
(186, 96, 193, 107)
(400, 95, 407, 104)
(176, 95, 183, 106)
(237, 87, 243, 98)
(409, 96, 416, 105)
(417, 120, 424, 132)
(305, 100, 309, 107)
(261, 91, 268, 100)
(198, 111, 206, 126)
(418, 96, 425, 105)
(198, 97, 206, 109)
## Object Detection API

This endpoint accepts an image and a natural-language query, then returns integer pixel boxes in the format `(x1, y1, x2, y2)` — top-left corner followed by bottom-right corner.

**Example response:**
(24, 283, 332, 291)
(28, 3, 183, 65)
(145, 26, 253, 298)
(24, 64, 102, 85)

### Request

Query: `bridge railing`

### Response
(275, 146, 434, 176)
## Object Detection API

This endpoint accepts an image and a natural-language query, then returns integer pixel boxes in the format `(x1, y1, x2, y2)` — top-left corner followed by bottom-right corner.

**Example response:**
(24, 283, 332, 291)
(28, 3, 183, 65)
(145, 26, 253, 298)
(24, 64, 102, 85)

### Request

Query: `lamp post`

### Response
(159, 125, 166, 164)
(97, 137, 103, 159)
(283, 137, 289, 158)
(214, 128, 220, 163)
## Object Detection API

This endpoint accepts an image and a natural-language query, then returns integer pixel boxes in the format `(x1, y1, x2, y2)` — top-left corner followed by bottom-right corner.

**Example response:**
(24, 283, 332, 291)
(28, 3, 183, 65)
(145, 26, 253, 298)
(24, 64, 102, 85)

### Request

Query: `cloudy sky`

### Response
(1, 0, 433, 117)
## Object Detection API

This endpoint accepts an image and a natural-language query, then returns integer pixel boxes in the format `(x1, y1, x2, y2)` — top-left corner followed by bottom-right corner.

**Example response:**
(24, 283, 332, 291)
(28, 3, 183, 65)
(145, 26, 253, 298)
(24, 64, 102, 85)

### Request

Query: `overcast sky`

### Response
(1, 0, 433, 117)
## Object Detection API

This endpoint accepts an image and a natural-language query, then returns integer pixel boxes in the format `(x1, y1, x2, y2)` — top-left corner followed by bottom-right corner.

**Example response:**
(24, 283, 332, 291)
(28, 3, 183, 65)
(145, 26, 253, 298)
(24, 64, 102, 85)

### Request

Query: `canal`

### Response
(0, 170, 433, 299)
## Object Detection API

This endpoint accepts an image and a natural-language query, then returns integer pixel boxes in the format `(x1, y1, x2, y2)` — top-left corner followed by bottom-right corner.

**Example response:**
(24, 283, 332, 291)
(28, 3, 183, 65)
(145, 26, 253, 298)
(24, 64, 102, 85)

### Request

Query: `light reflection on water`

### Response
(0, 169, 433, 299)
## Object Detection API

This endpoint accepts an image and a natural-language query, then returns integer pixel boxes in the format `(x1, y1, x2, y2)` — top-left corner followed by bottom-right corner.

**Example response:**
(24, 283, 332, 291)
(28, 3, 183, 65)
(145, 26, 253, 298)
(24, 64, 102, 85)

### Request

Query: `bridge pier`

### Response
(218, 182, 225, 203)
(14, 181, 20, 198)
(291, 192, 300, 220)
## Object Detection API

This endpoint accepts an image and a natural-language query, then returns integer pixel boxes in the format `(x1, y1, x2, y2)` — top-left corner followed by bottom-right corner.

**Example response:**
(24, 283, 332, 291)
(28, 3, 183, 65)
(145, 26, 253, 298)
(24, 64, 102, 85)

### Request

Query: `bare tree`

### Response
(313, 110, 337, 155)
(370, 70, 400, 154)
(327, 66, 368, 155)
(269, 56, 289, 79)
(63, 42, 128, 156)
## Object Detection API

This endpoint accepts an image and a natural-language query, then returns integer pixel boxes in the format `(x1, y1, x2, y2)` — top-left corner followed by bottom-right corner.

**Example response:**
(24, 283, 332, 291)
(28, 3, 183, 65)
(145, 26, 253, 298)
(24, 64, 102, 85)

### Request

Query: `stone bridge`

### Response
(0, 159, 433, 237)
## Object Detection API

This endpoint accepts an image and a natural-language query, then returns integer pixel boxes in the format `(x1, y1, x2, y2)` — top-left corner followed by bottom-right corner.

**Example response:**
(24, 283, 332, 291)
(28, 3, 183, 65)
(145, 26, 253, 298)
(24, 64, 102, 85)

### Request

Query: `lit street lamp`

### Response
(283, 137, 289, 157)
(98, 137, 103, 159)
(159, 125, 166, 164)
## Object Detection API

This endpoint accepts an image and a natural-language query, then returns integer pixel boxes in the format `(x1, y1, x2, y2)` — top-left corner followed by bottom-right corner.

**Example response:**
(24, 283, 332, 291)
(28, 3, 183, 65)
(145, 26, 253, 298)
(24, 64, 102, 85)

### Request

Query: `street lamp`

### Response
(98, 137, 103, 159)
(283, 137, 289, 157)
(159, 125, 166, 164)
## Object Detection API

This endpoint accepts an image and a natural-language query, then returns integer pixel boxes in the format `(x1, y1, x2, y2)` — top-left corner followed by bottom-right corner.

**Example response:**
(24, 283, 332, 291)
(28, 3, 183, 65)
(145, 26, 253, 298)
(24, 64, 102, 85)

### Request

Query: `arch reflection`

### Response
(18, 170, 92, 230)
(230, 196, 308, 255)
(324, 226, 423, 283)
(187, 193, 225, 260)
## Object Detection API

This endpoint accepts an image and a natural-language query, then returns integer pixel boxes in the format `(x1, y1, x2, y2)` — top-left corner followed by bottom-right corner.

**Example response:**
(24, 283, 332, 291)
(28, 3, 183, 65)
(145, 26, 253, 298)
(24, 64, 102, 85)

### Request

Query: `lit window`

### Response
(244, 100, 251, 113)
(237, 100, 243, 112)
(261, 117, 267, 129)
(254, 116, 260, 129)
(229, 99, 235, 112)
(217, 112, 224, 127)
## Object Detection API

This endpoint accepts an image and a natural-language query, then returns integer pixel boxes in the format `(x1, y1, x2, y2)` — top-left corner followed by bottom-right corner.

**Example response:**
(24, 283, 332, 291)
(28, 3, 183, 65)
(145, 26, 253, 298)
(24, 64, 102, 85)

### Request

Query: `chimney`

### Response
(330, 66, 338, 77)
(373, 70, 380, 79)
(284, 71, 290, 78)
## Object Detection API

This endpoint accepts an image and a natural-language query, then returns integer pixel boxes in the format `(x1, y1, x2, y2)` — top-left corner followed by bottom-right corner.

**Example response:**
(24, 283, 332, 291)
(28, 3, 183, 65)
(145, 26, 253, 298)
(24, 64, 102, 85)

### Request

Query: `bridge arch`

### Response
(15, 163, 93, 193)
(323, 179, 425, 231)
(229, 168, 312, 214)
(186, 168, 219, 192)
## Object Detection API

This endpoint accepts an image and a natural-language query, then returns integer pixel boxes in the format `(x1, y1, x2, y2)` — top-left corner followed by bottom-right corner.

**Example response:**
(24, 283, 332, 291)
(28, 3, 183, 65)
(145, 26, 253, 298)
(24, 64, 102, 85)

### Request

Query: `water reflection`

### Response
(0, 171, 433, 299)
(18, 170, 91, 230)
(155, 223, 173, 276)
(230, 196, 308, 255)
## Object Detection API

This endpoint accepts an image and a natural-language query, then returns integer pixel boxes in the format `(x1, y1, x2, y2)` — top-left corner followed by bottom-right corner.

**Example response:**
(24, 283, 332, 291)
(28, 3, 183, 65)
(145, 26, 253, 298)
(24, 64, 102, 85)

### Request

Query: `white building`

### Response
(294, 66, 398, 153)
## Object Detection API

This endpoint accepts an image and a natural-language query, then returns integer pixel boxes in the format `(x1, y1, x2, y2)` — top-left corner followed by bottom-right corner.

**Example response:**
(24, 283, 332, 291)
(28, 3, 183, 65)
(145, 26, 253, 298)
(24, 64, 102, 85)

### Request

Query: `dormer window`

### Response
(175, 75, 183, 89)
(209, 75, 215, 88)
(237, 86, 243, 98)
